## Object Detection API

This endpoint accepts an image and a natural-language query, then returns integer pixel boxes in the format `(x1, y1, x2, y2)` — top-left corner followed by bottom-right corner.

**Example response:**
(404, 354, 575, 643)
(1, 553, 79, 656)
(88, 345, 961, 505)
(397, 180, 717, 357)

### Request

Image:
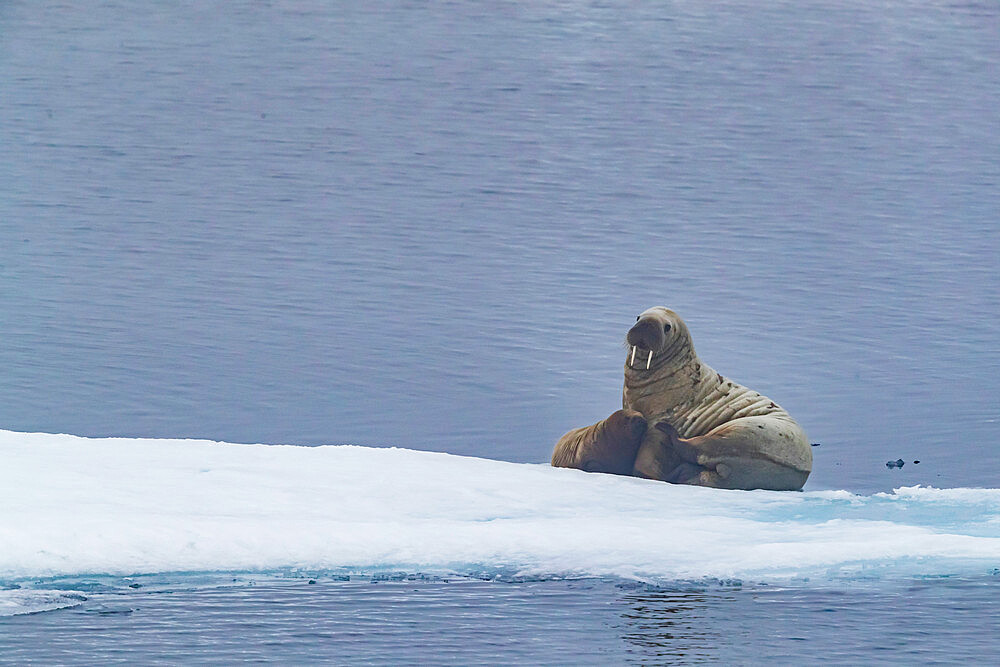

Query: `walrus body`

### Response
(552, 307, 812, 491)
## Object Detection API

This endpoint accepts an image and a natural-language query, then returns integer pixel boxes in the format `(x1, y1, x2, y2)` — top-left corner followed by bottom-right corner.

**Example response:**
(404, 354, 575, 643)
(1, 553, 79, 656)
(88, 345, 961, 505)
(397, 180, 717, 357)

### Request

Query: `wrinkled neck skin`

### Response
(622, 312, 706, 435)
(622, 308, 790, 438)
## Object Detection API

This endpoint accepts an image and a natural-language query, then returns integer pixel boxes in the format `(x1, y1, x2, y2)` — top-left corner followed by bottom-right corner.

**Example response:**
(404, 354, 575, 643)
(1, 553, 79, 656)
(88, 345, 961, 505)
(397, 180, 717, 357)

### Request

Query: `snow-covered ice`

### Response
(2, 430, 998, 585)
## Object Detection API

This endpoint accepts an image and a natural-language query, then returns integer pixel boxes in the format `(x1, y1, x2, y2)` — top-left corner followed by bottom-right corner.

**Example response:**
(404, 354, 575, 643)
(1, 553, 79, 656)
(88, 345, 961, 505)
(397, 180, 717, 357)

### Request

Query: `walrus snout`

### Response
(627, 317, 666, 364)
(588, 409, 647, 475)
(627, 317, 665, 351)
(608, 408, 648, 440)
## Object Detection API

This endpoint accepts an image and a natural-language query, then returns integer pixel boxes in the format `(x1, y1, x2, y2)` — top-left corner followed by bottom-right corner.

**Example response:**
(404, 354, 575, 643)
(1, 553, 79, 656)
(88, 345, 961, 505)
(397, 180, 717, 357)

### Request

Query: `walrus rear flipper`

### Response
(653, 418, 811, 491)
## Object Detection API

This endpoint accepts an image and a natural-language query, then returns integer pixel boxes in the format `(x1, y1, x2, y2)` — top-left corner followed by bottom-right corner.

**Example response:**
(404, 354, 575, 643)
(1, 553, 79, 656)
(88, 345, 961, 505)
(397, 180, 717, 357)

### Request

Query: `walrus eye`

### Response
(664, 323, 671, 333)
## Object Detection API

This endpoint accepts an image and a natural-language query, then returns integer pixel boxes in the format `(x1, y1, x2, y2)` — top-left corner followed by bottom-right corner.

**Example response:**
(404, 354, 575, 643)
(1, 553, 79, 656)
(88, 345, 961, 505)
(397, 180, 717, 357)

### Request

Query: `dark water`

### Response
(2, 0, 999, 662)
(2, 0, 998, 493)
(2, 575, 999, 665)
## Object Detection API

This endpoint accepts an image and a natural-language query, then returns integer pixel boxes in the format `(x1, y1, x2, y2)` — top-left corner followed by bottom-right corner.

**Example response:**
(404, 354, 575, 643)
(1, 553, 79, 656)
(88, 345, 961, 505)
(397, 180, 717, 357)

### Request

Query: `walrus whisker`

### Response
(630, 346, 637, 366)
(646, 350, 653, 370)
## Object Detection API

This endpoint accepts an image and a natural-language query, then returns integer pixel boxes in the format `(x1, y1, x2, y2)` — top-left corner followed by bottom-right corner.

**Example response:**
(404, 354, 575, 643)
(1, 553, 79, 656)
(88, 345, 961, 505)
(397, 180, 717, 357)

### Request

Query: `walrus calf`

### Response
(550, 408, 648, 475)
(552, 307, 812, 491)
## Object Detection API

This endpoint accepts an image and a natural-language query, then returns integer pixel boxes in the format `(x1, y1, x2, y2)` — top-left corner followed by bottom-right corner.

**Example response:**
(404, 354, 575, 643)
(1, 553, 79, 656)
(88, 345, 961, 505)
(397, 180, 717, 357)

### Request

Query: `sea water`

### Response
(1, 0, 998, 663)
(3, 576, 999, 665)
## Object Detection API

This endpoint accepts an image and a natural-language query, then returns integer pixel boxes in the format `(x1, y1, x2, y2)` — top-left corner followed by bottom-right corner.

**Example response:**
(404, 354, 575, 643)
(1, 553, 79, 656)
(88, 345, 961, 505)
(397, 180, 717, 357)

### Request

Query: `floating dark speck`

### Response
(811, 443, 821, 447)
(886, 458, 905, 469)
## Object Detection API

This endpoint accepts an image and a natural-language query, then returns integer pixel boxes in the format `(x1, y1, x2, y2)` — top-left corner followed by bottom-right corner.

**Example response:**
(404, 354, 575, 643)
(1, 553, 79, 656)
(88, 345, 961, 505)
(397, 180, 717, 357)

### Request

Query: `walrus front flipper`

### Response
(654, 418, 811, 491)
(551, 409, 647, 476)
(631, 421, 705, 483)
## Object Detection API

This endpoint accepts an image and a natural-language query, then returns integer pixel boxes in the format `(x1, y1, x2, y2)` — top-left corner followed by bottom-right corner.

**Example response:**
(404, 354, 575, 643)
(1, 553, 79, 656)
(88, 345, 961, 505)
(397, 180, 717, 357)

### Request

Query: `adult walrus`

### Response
(551, 307, 812, 490)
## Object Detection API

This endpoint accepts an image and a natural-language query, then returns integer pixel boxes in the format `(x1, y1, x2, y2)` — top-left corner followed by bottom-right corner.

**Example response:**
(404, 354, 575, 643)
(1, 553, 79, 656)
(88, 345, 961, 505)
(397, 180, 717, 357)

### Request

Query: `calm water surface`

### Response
(2, 575, 999, 665)
(2, 0, 998, 663)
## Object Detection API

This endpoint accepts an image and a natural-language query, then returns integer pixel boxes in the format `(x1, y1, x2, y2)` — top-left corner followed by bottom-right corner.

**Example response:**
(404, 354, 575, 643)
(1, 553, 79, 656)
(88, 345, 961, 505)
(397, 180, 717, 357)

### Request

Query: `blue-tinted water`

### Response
(2, 574, 999, 665)
(2, 0, 998, 662)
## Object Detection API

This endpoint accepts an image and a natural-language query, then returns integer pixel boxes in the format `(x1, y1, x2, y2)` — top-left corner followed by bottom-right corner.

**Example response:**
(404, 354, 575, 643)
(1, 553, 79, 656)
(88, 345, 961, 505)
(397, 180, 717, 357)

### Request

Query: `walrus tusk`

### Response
(630, 346, 636, 366)
(646, 350, 653, 369)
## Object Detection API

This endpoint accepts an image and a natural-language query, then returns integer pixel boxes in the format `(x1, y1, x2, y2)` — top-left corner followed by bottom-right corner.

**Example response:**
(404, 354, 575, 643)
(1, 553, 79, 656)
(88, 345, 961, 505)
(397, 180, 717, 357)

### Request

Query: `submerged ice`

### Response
(1, 430, 998, 585)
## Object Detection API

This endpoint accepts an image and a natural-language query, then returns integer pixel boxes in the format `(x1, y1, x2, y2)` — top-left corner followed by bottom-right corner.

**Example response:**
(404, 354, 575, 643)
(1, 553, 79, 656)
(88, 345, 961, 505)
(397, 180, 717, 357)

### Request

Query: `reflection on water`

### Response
(2, 577, 999, 664)
(619, 591, 727, 663)
(617, 579, 1000, 665)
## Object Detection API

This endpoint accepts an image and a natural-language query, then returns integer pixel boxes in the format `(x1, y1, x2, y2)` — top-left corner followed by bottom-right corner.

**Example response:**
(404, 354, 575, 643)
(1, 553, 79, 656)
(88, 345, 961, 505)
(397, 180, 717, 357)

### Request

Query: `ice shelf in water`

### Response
(2, 430, 998, 588)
